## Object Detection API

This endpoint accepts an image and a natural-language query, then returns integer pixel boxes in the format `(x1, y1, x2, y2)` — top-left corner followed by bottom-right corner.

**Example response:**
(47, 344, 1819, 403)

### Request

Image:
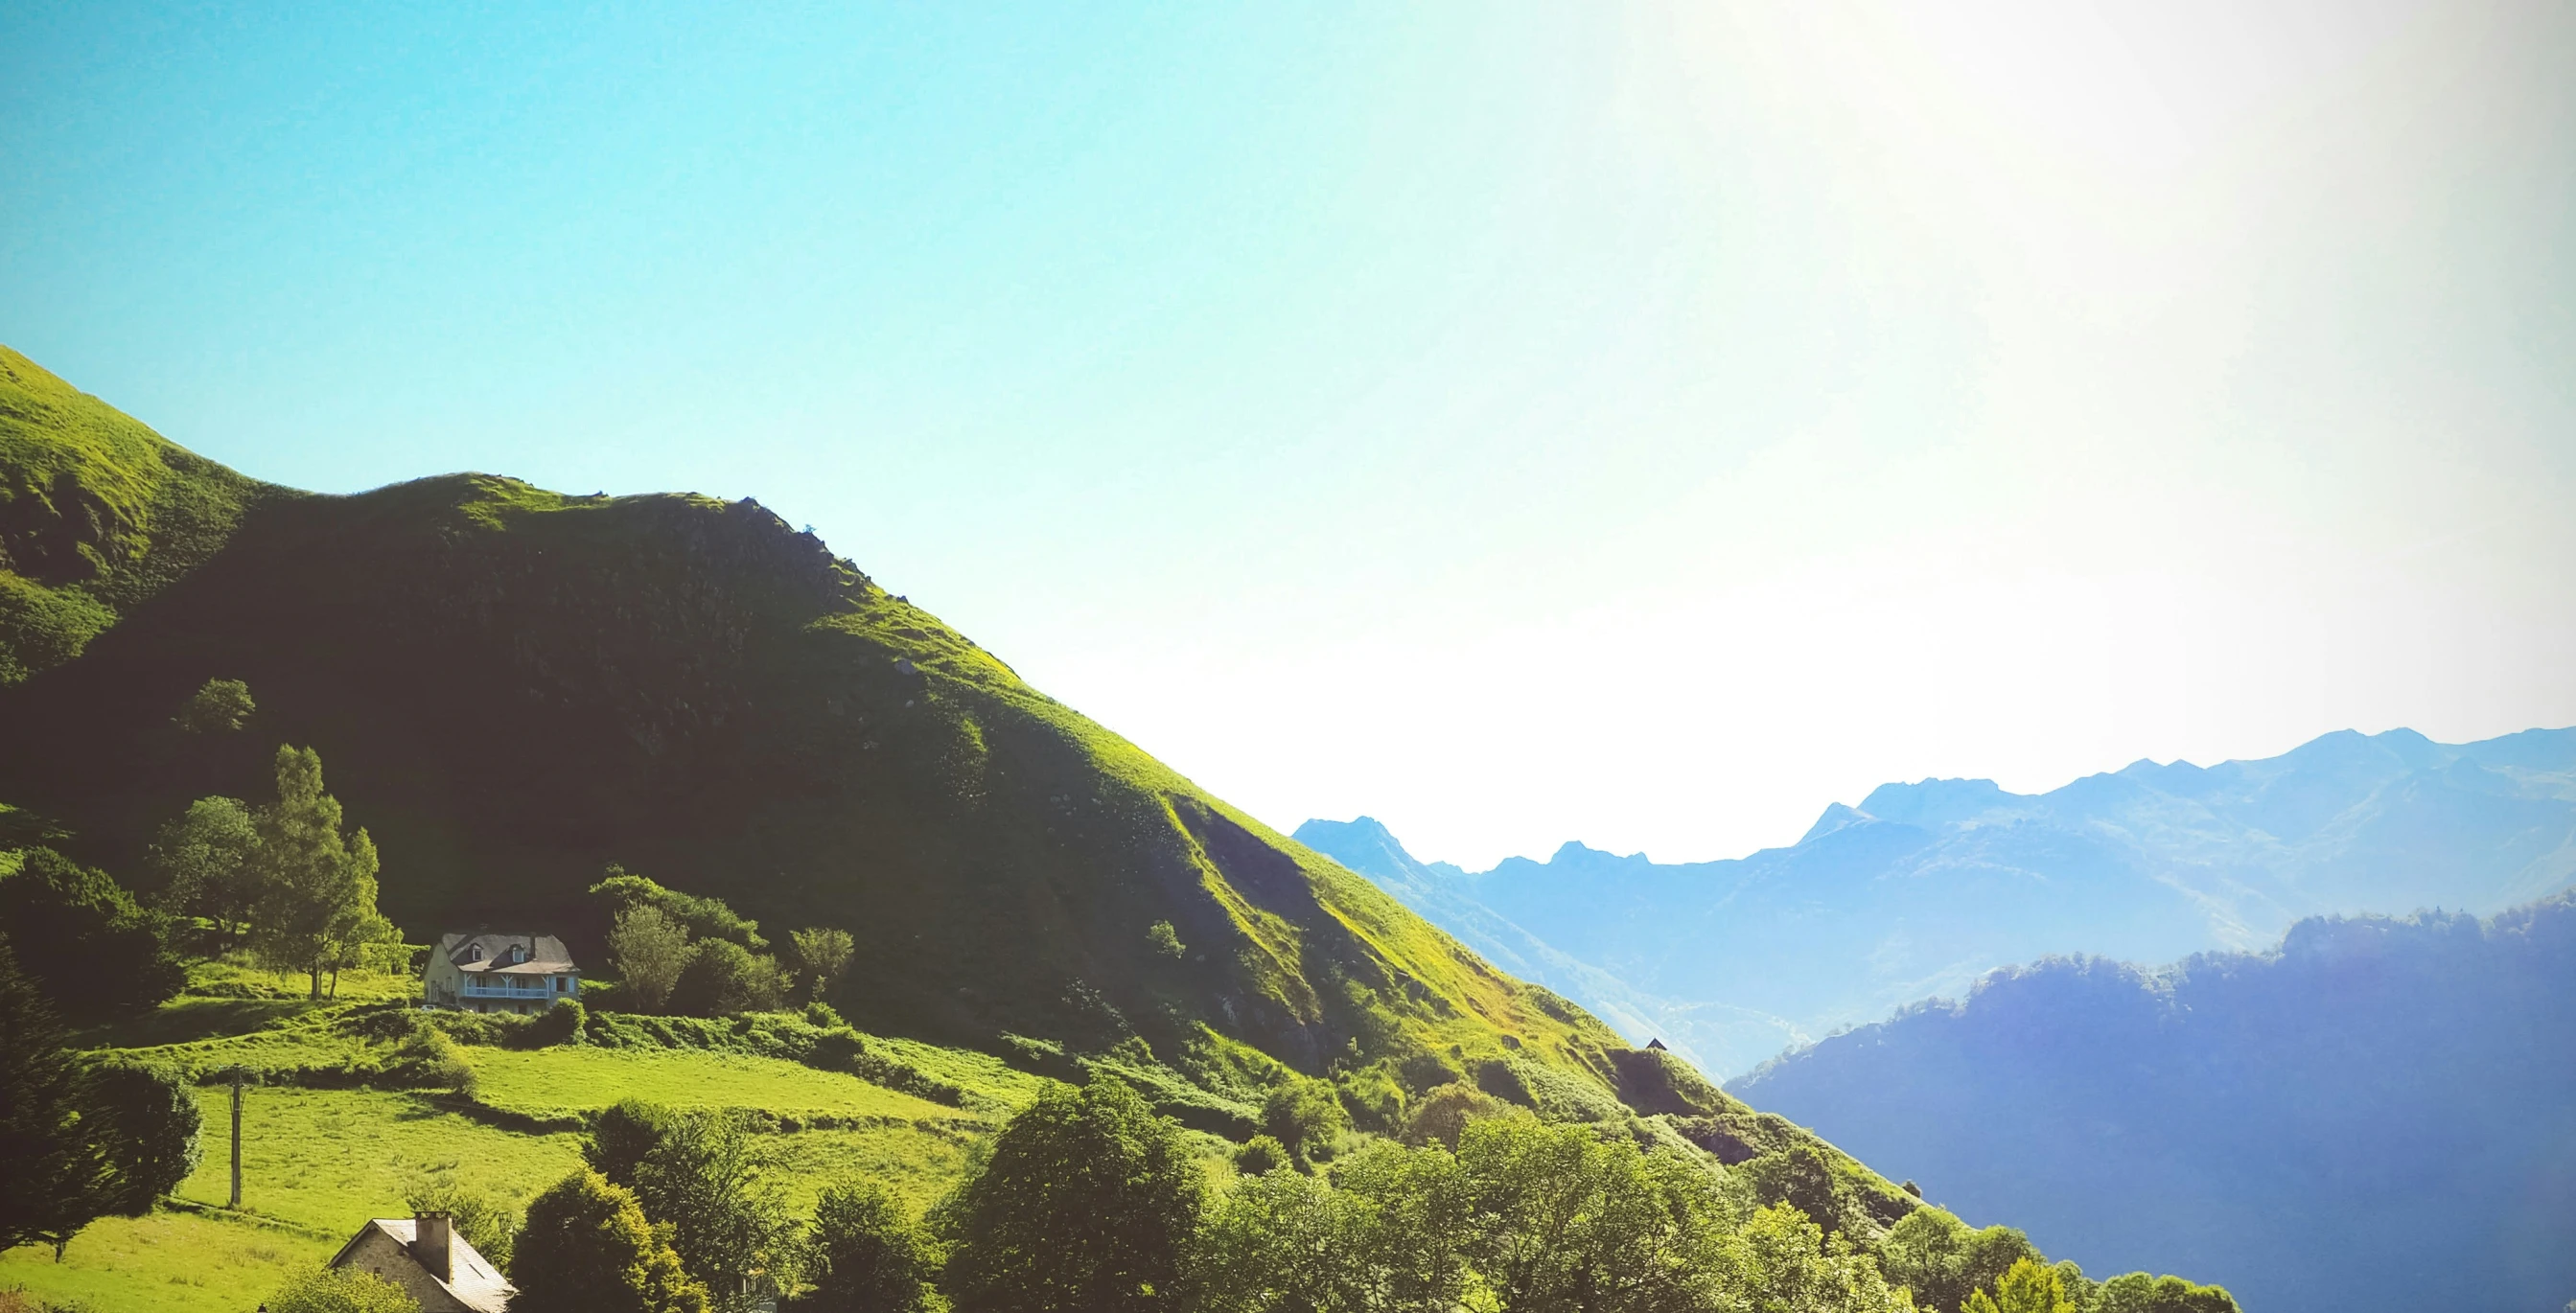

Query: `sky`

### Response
(6, 1, 2573, 869)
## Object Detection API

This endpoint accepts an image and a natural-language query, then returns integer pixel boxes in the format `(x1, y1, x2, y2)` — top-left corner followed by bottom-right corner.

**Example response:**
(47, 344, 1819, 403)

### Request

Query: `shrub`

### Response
(404, 1179, 522, 1272)
(384, 1021, 476, 1094)
(1262, 1077, 1350, 1167)
(266, 1266, 422, 1313)
(0, 849, 185, 1023)
(81, 1063, 201, 1213)
(513, 1169, 708, 1313)
(936, 1079, 1204, 1313)
(527, 998, 588, 1048)
(1399, 1081, 1514, 1149)
(670, 939, 791, 1017)
(1233, 1135, 1290, 1176)
(798, 1181, 936, 1312)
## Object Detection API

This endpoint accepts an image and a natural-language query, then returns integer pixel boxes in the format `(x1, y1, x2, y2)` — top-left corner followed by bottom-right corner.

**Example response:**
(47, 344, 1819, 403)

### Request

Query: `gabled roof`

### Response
(438, 932, 577, 974)
(330, 1218, 515, 1313)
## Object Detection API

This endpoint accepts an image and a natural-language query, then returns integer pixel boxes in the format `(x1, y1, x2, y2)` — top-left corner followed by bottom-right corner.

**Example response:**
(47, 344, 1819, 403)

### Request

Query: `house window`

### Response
(554, 976, 568, 991)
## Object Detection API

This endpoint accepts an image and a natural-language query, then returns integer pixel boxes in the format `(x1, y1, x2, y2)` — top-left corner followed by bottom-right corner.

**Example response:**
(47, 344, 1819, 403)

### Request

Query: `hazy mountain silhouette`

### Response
(1301, 726, 2576, 1074)
(1728, 892, 2576, 1313)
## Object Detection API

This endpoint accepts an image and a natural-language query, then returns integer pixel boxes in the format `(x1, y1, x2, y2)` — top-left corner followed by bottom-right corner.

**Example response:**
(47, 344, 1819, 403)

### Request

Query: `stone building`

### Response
(327, 1212, 514, 1313)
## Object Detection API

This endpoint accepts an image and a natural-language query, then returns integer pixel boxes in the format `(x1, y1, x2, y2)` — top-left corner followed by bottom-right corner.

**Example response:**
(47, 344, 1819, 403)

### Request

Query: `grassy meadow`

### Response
(4, 960, 1058, 1313)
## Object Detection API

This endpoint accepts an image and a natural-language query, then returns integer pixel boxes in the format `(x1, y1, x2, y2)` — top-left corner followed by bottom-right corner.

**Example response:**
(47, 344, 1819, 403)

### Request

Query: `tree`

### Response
(669, 938, 792, 1017)
(405, 1178, 523, 1272)
(0, 847, 186, 1023)
(1880, 1206, 2044, 1313)
(1398, 1082, 1514, 1150)
(1261, 1077, 1351, 1168)
(83, 1063, 202, 1215)
(1451, 1117, 1731, 1313)
(267, 1265, 424, 1313)
(151, 795, 263, 953)
(1966, 1257, 2076, 1313)
(247, 747, 391, 1001)
(608, 907, 691, 1012)
(1709, 1203, 1915, 1313)
(629, 1110, 792, 1309)
(592, 869, 768, 951)
(937, 1078, 1206, 1313)
(512, 1169, 709, 1313)
(2095, 1272, 2241, 1313)
(587, 1098, 680, 1189)
(800, 1180, 937, 1313)
(1145, 921, 1185, 960)
(790, 927, 855, 1003)
(174, 677, 256, 734)
(0, 937, 104, 1260)
(1741, 1143, 1842, 1236)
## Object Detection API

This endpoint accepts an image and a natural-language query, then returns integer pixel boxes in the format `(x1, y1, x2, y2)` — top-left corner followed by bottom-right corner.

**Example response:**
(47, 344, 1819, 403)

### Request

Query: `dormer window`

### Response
(462, 945, 483, 964)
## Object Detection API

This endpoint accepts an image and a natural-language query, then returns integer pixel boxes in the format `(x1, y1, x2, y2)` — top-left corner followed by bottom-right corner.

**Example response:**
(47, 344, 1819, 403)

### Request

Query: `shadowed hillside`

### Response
(1729, 891, 2576, 1313)
(0, 347, 1632, 1089)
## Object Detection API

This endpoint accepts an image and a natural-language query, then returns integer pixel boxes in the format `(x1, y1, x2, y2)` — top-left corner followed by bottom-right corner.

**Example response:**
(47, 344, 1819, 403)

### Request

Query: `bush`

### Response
(937, 1079, 1204, 1313)
(798, 1181, 936, 1312)
(265, 1266, 422, 1313)
(383, 1021, 476, 1094)
(0, 849, 185, 1023)
(81, 1063, 201, 1213)
(1261, 1077, 1350, 1167)
(527, 998, 588, 1048)
(403, 1179, 522, 1272)
(1233, 1135, 1290, 1176)
(1398, 1081, 1514, 1149)
(513, 1169, 708, 1313)
(669, 939, 792, 1017)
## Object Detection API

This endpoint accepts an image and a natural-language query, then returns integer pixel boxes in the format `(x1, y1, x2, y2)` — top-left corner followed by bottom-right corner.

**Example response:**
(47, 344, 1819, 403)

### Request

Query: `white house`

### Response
(423, 932, 580, 1014)
(328, 1212, 514, 1313)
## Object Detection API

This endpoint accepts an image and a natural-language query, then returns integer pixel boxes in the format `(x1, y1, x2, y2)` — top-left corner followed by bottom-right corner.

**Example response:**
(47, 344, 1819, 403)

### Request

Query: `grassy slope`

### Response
(0, 351, 1631, 1097)
(0, 347, 268, 685)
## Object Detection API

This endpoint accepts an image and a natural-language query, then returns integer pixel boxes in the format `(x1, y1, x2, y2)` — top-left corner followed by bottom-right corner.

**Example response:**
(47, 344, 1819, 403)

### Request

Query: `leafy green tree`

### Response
(247, 747, 391, 1000)
(1708, 1203, 1914, 1313)
(669, 938, 792, 1017)
(937, 1078, 1206, 1313)
(1145, 921, 1185, 959)
(591, 869, 768, 951)
(1453, 1117, 1731, 1313)
(790, 927, 856, 1003)
(608, 907, 691, 1012)
(82, 1063, 202, 1215)
(1966, 1257, 2075, 1313)
(0, 847, 186, 1022)
(1262, 1077, 1351, 1168)
(1185, 1165, 1361, 1313)
(0, 937, 104, 1260)
(799, 1180, 937, 1313)
(1232, 1136, 1290, 1176)
(174, 677, 256, 734)
(405, 1178, 523, 1272)
(512, 1169, 710, 1313)
(1741, 1143, 1842, 1236)
(267, 1265, 424, 1313)
(1879, 1206, 2044, 1313)
(1397, 1081, 1514, 1149)
(2094, 1272, 2241, 1313)
(151, 795, 262, 953)
(586, 1098, 680, 1188)
(629, 1110, 792, 1310)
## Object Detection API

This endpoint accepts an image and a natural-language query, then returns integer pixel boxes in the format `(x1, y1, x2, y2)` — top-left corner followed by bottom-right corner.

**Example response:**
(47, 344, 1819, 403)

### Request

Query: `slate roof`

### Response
(330, 1218, 515, 1313)
(438, 932, 577, 975)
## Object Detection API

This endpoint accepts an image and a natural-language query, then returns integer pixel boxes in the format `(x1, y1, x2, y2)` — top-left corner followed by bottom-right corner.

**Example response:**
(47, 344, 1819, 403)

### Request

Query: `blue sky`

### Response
(8, 1, 2574, 866)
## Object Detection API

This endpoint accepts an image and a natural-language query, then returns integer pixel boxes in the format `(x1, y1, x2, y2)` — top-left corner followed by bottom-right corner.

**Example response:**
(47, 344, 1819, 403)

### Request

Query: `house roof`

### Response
(330, 1218, 515, 1313)
(438, 932, 577, 975)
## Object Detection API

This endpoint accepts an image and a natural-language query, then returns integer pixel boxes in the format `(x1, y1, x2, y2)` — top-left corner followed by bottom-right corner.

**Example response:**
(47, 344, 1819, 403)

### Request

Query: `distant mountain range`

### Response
(1299, 726, 2576, 1074)
(1728, 891, 2576, 1313)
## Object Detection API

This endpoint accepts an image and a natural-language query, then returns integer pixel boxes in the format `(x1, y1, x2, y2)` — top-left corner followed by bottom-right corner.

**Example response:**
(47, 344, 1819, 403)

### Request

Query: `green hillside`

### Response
(0, 348, 270, 685)
(0, 346, 1636, 1094)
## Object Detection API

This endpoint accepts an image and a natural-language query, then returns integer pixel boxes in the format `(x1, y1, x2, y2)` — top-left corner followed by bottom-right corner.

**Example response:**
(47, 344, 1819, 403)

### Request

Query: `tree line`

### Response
(260, 1071, 2238, 1313)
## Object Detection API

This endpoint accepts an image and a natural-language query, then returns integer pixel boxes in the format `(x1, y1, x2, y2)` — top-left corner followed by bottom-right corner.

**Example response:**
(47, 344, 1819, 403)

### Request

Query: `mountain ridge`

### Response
(1301, 725, 2576, 1074)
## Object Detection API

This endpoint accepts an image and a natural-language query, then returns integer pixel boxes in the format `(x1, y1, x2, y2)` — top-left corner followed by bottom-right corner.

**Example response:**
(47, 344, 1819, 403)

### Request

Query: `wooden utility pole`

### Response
(228, 1069, 244, 1209)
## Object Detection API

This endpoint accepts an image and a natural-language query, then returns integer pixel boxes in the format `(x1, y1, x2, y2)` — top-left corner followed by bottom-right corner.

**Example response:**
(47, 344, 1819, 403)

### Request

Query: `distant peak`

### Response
(1799, 802, 1871, 844)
